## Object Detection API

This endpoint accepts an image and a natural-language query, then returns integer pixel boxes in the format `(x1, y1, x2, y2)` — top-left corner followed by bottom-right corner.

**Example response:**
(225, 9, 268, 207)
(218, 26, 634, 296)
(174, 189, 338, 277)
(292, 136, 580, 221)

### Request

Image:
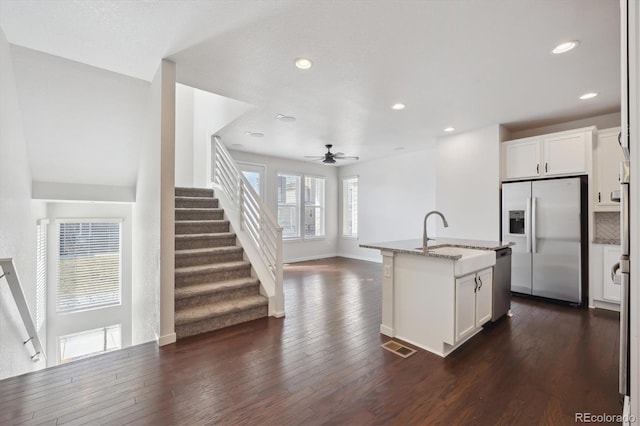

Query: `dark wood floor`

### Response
(1, 257, 622, 425)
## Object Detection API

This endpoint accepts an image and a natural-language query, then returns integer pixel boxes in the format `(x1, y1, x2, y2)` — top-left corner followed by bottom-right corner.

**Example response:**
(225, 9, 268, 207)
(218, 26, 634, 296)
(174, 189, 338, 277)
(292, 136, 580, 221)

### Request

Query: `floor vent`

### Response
(381, 340, 416, 358)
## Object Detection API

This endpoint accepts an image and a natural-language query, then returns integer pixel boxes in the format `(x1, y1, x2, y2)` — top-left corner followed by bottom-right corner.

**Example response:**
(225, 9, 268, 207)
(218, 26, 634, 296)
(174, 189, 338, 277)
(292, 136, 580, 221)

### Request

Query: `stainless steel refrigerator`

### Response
(501, 176, 587, 304)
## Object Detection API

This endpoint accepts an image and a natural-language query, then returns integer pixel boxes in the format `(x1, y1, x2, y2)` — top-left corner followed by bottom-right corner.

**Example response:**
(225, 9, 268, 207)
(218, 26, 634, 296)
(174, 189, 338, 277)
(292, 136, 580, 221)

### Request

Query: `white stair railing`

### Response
(211, 136, 284, 316)
(0, 258, 46, 362)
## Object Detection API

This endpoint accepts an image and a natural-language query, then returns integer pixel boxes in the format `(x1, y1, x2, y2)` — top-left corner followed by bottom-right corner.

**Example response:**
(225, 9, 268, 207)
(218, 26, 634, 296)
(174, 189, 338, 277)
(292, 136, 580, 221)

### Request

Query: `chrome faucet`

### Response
(423, 210, 449, 249)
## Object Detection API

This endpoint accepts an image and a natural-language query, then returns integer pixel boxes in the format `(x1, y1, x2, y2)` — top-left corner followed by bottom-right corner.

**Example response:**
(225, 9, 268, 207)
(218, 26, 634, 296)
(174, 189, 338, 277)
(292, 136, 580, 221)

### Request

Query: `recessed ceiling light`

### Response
(579, 92, 598, 100)
(245, 131, 264, 138)
(552, 40, 579, 54)
(294, 57, 313, 70)
(394, 147, 405, 151)
(275, 114, 297, 122)
(391, 103, 406, 110)
(444, 127, 455, 132)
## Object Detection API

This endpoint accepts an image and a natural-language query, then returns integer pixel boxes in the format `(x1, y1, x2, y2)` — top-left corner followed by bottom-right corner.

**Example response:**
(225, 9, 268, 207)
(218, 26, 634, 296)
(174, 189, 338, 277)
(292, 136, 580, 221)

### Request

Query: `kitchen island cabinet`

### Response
(361, 238, 511, 357)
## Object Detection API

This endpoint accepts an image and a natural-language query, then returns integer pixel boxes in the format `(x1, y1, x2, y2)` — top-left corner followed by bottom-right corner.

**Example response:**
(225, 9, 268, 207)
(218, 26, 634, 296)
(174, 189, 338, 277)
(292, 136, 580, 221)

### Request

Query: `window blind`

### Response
(36, 220, 48, 331)
(57, 221, 122, 313)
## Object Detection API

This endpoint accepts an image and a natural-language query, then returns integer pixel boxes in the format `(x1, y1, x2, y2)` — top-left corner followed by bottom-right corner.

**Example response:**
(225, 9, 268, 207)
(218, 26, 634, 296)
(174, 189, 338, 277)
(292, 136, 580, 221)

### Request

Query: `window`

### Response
(36, 220, 48, 333)
(343, 177, 358, 238)
(304, 176, 325, 238)
(277, 173, 301, 238)
(59, 324, 121, 363)
(57, 220, 122, 313)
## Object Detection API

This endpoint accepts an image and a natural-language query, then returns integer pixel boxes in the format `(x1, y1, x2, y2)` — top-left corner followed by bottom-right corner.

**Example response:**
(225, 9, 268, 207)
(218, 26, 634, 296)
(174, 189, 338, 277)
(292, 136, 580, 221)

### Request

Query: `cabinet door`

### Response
(602, 246, 622, 303)
(475, 268, 493, 326)
(595, 128, 624, 209)
(542, 132, 588, 176)
(455, 274, 477, 342)
(503, 139, 541, 180)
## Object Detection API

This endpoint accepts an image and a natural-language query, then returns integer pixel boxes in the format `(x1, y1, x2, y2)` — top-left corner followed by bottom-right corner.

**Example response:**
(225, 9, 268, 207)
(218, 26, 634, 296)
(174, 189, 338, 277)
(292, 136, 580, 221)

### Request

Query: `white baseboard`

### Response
(271, 311, 285, 318)
(592, 299, 621, 312)
(158, 332, 176, 346)
(380, 324, 394, 336)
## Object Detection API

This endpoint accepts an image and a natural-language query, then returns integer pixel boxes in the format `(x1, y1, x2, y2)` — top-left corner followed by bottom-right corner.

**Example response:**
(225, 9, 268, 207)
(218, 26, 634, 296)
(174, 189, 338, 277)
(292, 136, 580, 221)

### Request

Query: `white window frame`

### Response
(277, 173, 302, 239)
(342, 176, 358, 239)
(277, 172, 327, 241)
(303, 175, 325, 239)
(55, 218, 123, 314)
(36, 219, 49, 346)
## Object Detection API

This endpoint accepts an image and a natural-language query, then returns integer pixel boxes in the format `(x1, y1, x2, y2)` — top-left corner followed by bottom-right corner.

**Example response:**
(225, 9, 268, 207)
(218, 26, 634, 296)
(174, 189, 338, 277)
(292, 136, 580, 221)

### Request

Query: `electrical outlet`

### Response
(384, 265, 392, 278)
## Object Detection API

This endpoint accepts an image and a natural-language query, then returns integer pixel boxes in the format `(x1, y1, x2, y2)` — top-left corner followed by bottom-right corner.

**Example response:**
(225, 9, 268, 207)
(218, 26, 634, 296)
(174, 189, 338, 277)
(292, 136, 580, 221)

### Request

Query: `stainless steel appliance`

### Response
(501, 176, 587, 304)
(613, 161, 631, 396)
(491, 247, 512, 321)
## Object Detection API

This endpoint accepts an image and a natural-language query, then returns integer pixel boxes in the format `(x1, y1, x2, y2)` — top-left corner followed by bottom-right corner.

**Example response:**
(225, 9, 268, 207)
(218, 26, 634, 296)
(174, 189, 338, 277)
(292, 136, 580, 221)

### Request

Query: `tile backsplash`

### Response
(594, 212, 620, 242)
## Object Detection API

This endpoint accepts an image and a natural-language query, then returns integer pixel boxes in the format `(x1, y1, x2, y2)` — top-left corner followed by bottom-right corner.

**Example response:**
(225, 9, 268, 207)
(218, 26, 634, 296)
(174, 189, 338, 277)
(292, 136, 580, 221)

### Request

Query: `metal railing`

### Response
(211, 136, 284, 316)
(0, 258, 46, 362)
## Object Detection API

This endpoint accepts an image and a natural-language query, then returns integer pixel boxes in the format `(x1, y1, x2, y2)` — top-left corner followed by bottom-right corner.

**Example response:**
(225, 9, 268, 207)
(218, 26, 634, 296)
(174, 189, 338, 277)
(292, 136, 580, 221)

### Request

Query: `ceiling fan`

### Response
(304, 144, 359, 164)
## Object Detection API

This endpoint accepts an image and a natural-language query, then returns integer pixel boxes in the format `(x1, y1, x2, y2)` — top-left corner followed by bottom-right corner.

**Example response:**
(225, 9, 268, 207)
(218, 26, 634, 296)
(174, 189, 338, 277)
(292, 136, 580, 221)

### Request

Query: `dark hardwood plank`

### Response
(1, 257, 622, 425)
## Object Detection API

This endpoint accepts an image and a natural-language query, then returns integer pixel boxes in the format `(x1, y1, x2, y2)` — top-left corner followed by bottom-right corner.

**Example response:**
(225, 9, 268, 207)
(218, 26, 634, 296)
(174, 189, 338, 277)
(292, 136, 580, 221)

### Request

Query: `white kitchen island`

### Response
(361, 238, 513, 357)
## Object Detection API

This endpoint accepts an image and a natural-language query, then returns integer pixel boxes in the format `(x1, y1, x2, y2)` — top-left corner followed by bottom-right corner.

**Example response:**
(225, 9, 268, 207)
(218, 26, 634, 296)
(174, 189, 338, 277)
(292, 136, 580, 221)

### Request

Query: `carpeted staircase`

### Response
(174, 187, 268, 339)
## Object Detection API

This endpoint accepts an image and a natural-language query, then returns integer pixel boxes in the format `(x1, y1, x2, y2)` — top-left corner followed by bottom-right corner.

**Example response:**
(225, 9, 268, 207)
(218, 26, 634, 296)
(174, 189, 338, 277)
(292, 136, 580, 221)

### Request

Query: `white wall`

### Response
(10, 45, 149, 189)
(436, 125, 505, 241)
(509, 112, 621, 139)
(175, 84, 195, 187)
(175, 84, 253, 188)
(0, 29, 47, 379)
(228, 150, 339, 263)
(338, 147, 438, 262)
(44, 202, 133, 366)
(131, 64, 162, 346)
(159, 60, 176, 346)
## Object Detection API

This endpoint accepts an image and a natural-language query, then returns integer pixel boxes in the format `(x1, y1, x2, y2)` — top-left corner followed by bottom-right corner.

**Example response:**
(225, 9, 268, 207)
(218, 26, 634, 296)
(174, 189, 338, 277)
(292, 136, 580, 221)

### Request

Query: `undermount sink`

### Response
(419, 245, 496, 277)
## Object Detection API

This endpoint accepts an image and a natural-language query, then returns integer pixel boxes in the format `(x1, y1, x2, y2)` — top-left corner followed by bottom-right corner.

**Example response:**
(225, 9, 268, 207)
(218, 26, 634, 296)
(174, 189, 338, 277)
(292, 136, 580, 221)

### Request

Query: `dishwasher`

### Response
(491, 247, 512, 321)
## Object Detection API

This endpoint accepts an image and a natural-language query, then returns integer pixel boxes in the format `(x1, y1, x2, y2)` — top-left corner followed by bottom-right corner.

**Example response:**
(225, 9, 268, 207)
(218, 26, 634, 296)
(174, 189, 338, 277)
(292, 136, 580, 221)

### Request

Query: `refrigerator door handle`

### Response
(619, 272, 629, 395)
(531, 197, 537, 253)
(526, 197, 532, 253)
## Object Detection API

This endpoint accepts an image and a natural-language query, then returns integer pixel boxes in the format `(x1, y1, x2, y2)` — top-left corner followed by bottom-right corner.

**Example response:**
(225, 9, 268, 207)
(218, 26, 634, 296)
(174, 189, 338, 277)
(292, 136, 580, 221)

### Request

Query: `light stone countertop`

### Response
(359, 238, 514, 260)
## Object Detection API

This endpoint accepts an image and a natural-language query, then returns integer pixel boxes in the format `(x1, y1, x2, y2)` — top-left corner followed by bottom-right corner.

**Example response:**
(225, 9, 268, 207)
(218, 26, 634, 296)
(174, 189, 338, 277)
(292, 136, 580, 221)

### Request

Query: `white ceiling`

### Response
(0, 0, 621, 165)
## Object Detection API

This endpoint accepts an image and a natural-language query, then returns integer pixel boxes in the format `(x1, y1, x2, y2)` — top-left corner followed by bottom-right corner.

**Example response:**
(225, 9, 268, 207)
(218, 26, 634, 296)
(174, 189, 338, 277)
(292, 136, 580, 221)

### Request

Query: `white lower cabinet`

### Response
(455, 267, 493, 343)
(603, 246, 622, 302)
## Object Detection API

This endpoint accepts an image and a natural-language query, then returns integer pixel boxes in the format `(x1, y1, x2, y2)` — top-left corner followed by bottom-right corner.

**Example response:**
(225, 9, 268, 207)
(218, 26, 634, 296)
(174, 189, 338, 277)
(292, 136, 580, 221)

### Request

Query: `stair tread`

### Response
(175, 219, 229, 224)
(175, 195, 218, 200)
(175, 277, 260, 299)
(175, 294, 267, 324)
(175, 260, 250, 275)
(175, 246, 243, 256)
(175, 232, 235, 239)
(175, 207, 223, 211)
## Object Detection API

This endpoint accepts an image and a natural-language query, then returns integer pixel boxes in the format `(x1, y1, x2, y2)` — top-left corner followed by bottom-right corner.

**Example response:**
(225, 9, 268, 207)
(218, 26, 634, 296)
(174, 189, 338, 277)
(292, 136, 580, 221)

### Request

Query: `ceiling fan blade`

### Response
(304, 156, 324, 159)
(334, 152, 345, 156)
(334, 155, 359, 160)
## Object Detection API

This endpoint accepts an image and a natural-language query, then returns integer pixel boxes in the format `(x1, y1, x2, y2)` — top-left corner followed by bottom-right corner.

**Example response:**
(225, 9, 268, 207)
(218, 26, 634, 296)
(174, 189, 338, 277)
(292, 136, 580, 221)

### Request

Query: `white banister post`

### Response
(238, 177, 244, 231)
(275, 228, 284, 316)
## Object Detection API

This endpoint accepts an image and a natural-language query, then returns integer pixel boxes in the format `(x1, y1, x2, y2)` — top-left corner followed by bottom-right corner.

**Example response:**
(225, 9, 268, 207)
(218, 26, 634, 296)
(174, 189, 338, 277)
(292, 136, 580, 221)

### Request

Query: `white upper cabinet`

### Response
(594, 127, 624, 211)
(502, 139, 541, 180)
(542, 132, 589, 176)
(502, 127, 594, 181)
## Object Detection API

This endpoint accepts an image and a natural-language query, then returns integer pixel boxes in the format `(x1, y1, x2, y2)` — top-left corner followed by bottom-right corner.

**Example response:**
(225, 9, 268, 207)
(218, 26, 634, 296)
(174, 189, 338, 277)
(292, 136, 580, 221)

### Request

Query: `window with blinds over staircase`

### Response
(56, 220, 122, 313)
